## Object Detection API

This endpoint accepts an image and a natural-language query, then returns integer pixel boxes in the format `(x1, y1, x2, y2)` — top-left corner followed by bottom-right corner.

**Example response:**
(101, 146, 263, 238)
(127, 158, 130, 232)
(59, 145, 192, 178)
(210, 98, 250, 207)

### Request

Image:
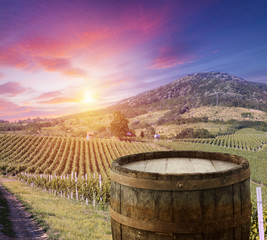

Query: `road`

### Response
(0, 179, 48, 239)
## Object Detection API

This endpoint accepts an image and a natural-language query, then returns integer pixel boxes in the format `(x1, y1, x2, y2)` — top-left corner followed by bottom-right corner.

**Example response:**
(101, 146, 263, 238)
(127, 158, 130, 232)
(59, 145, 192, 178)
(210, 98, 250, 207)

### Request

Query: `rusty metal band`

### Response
(110, 206, 251, 234)
(110, 168, 250, 191)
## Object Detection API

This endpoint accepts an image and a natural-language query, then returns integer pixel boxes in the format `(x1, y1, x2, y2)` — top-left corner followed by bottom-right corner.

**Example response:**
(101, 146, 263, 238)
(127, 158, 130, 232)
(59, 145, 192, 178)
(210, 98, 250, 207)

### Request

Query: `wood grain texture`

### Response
(124, 158, 238, 174)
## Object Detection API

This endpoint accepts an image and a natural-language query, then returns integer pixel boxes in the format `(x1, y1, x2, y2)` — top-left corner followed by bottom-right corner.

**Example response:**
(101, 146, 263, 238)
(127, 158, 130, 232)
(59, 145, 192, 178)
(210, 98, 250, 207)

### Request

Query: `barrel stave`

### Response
(172, 190, 202, 224)
(121, 225, 173, 240)
(120, 185, 172, 222)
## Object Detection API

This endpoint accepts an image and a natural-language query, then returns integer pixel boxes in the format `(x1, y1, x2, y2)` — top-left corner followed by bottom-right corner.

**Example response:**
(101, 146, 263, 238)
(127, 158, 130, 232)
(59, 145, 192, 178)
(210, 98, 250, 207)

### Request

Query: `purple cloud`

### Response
(0, 82, 27, 96)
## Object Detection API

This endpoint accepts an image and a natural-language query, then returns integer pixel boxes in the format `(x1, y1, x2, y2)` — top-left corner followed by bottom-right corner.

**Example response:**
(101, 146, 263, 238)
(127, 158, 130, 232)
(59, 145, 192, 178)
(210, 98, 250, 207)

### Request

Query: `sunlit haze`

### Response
(82, 91, 95, 104)
(0, 0, 266, 121)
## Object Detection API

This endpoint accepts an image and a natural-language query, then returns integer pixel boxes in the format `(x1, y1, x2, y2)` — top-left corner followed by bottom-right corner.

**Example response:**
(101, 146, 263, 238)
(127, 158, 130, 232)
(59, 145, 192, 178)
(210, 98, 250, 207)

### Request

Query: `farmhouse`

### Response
(124, 131, 136, 142)
(86, 132, 94, 140)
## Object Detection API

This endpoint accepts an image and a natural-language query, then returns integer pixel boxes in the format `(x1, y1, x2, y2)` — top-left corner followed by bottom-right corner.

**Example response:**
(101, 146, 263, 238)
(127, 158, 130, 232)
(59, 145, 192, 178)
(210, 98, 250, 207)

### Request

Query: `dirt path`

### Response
(0, 179, 48, 240)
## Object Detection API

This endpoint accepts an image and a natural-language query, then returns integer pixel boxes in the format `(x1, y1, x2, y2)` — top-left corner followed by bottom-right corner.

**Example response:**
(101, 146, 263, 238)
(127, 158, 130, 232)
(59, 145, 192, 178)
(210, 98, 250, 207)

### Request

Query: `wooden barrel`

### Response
(110, 151, 251, 240)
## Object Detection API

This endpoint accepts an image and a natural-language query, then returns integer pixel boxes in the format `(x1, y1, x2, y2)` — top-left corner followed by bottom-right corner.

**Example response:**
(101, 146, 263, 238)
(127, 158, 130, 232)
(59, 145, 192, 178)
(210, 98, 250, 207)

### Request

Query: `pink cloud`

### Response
(0, 82, 28, 96)
(36, 90, 63, 100)
(76, 30, 110, 48)
(0, 47, 29, 69)
(36, 87, 88, 105)
(149, 55, 196, 70)
(39, 97, 79, 105)
(148, 46, 199, 70)
(16, 37, 74, 58)
(0, 73, 4, 80)
(0, 98, 77, 121)
(0, 99, 17, 110)
(118, 4, 170, 36)
(0, 3, 173, 78)
(0, 98, 34, 120)
(102, 79, 128, 89)
(0, 40, 87, 77)
(37, 57, 87, 77)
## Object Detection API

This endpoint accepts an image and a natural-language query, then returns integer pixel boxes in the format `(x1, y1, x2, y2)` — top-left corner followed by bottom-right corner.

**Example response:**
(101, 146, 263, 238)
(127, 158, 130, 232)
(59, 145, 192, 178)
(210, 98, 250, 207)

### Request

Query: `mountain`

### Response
(111, 72, 267, 116)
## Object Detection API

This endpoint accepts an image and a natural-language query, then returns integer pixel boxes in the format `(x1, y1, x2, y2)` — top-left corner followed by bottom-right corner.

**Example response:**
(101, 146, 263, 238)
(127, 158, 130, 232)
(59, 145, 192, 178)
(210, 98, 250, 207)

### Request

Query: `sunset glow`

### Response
(82, 91, 95, 104)
(0, 0, 266, 121)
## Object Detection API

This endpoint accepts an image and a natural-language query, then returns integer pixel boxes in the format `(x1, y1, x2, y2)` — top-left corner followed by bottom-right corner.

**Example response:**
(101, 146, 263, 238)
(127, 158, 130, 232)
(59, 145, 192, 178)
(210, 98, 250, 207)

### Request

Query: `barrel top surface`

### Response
(123, 157, 238, 174)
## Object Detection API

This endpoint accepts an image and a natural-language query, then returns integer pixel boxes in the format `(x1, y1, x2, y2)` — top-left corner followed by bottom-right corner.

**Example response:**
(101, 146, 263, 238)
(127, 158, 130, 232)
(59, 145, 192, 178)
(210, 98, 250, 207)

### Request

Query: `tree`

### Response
(175, 128, 213, 139)
(176, 128, 194, 139)
(110, 111, 129, 140)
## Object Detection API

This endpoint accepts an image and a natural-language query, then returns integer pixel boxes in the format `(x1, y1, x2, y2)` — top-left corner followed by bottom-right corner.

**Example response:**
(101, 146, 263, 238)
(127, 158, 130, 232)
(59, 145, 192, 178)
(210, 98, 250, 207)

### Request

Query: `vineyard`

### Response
(0, 130, 267, 238)
(158, 128, 267, 186)
(0, 130, 266, 191)
(175, 128, 267, 151)
(1, 130, 266, 185)
(1, 129, 267, 186)
(0, 134, 162, 177)
(0, 135, 164, 206)
(18, 172, 110, 206)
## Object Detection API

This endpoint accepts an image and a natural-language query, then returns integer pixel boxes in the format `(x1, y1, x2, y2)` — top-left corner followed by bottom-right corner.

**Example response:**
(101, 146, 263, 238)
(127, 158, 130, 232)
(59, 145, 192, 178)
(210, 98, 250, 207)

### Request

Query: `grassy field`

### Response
(182, 106, 267, 122)
(129, 106, 267, 138)
(129, 110, 169, 125)
(1, 178, 112, 240)
(155, 122, 230, 137)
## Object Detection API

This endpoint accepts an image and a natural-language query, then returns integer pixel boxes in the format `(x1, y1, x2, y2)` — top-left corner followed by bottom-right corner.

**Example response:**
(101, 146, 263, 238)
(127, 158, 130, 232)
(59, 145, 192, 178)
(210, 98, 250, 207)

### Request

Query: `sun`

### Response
(82, 91, 95, 103)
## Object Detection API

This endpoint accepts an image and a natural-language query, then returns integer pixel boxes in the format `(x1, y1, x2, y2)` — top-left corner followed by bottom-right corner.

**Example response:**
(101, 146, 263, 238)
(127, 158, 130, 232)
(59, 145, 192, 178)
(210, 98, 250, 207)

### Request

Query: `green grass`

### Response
(182, 106, 267, 122)
(129, 110, 169, 125)
(0, 182, 15, 237)
(155, 122, 230, 137)
(1, 178, 112, 240)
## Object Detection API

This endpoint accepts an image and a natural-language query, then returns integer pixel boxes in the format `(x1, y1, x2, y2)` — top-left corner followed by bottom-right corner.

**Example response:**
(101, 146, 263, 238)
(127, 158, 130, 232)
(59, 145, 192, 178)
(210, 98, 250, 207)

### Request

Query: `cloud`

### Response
(0, 0, 175, 84)
(35, 88, 79, 105)
(0, 73, 4, 80)
(0, 99, 17, 110)
(36, 86, 96, 105)
(37, 57, 87, 77)
(102, 79, 128, 89)
(95, 72, 132, 89)
(0, 47, 29, 69)
(0, 82, 28, 96)
(0, 40, 87, 78)
(0, 97, 80, 121)
(16, 36, 75, 58)
(148, 45, 199, 70)
(35, 90, 63, 100)
(149, 55, 197, 70)
(0, 98, 35, 120)
(39, 97, 79, 105)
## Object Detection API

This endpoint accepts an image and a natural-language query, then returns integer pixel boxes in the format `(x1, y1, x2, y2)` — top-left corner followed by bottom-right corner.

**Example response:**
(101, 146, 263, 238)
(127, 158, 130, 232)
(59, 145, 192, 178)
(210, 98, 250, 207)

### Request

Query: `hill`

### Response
(111, 72, 267, 116)
(1, 72, 267, 138)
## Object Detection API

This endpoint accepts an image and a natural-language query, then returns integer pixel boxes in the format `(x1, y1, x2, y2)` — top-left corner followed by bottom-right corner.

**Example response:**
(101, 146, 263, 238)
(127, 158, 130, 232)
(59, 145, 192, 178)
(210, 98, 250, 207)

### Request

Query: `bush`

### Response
(194, 128, 214, 138)
(176, 128, 214, 139)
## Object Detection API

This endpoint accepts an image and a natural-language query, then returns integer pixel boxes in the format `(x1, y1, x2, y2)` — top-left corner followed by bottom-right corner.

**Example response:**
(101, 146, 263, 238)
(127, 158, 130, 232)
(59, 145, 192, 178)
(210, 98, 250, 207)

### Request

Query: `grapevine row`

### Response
(0, 134, 164, 177)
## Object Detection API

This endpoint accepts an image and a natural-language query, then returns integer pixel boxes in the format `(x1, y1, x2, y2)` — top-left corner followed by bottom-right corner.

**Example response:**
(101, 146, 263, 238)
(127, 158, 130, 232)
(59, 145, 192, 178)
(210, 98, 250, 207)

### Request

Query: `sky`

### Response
(0, 0, 266, 121)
